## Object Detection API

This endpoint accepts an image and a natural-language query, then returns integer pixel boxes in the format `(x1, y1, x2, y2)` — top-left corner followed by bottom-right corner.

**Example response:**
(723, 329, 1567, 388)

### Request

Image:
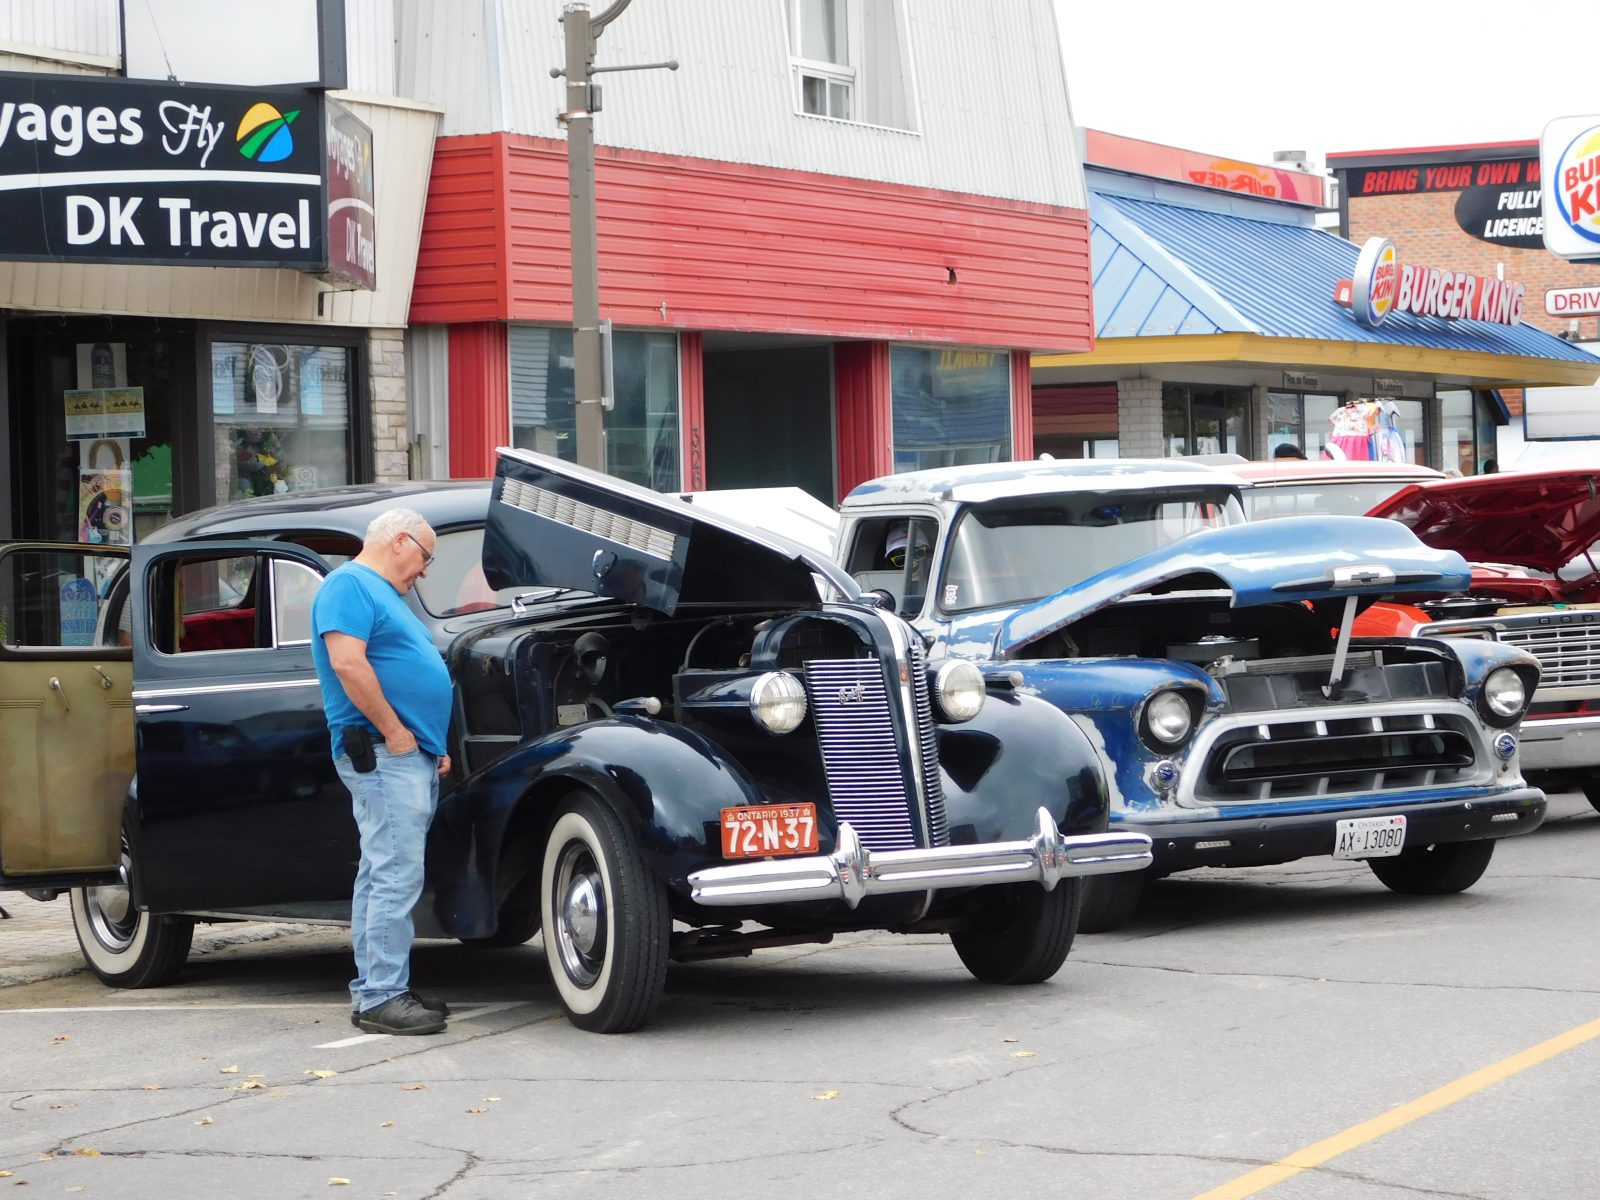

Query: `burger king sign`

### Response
(1541, 114, 1600, 260)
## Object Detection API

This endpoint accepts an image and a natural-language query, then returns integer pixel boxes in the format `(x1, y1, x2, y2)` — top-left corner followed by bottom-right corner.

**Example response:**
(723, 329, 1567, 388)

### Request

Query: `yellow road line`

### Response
(1192, 1015, 1600, 1200)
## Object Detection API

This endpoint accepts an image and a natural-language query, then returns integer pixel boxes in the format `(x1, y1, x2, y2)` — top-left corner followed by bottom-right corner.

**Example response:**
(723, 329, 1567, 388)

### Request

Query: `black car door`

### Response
(129, 539, 354, 912)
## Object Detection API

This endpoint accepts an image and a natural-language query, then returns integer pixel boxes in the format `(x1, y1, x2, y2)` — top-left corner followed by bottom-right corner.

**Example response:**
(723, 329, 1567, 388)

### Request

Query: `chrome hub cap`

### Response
(553, 843, 607, 988)
(84, 853, 137, 950)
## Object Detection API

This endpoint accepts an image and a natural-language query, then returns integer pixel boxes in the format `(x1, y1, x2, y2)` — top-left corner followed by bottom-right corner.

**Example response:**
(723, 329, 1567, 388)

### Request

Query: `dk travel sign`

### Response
(0, 72, 325, 269)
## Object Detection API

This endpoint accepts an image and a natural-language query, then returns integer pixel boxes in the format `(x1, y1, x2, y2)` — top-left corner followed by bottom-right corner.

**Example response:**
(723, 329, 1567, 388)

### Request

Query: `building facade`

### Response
(1031, 132, 1600, 473)
(402, 0, 1094, 502)
(0, 0, 439, 544)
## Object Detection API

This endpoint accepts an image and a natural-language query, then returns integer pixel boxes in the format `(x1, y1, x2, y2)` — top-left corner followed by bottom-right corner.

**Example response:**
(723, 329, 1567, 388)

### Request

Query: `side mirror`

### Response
(862, 588, 896, 611)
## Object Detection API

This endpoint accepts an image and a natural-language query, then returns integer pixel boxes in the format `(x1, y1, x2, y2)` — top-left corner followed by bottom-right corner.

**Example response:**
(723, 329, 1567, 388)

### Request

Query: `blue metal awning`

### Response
(1089, 190, 1600, 365)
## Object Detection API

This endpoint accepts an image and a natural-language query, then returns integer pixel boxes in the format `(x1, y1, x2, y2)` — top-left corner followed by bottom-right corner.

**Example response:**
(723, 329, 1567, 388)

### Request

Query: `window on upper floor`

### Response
(785, 0, 916, 131)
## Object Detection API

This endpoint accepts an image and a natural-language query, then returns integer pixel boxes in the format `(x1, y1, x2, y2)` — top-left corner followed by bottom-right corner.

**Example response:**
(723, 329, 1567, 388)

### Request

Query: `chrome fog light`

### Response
(751, 671, 807, 734)
(933, 660, 985, 722)
(1142, 689, 1194, 749)
(1481, 667, 1528, 724)
(1492, 731, 1518, 761)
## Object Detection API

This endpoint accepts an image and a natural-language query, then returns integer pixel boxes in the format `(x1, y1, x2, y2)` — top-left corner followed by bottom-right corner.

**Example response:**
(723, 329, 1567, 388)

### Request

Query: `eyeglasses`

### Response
(887, 545, 928, 570)
(403, 531, 435, 567)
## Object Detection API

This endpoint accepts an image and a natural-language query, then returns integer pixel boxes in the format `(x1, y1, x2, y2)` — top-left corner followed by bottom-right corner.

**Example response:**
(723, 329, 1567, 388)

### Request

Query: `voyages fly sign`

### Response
(0, 72, 325, 269)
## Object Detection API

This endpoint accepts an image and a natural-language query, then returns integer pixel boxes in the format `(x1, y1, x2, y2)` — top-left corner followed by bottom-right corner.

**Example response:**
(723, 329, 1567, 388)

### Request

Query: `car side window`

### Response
(0, 548, 125, 650)
(845, 516, 938, 617)
(153, 555, 263, 655)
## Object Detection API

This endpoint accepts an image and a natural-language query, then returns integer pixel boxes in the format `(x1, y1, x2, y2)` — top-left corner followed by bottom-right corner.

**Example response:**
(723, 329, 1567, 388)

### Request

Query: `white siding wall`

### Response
(395, 0, 1085, 208)
(345, 0, 398, 95)
(0, 0, 120, 62)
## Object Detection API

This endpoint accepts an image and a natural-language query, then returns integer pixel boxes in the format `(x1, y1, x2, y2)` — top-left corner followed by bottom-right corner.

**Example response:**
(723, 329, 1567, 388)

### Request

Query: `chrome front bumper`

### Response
(687, 807, 1153, 909)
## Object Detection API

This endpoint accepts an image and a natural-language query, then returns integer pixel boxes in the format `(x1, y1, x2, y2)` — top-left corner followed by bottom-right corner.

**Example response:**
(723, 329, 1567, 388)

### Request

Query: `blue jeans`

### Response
(334, 744, 439, 1014)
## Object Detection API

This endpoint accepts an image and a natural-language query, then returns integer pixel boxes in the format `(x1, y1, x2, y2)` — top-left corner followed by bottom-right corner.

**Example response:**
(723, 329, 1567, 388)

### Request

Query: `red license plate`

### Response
(719, 803, 819, 859)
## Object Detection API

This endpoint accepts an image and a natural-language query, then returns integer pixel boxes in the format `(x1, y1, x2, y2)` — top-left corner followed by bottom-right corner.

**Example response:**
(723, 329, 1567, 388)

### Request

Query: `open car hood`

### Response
(998, 515, 1470, 656)
(1366, 469, 1600, 576)
(483, 449, 858, 615)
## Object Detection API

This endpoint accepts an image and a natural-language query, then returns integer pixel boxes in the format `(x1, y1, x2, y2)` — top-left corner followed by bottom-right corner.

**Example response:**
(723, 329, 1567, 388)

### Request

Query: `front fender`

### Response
(427, 717, 767, 937)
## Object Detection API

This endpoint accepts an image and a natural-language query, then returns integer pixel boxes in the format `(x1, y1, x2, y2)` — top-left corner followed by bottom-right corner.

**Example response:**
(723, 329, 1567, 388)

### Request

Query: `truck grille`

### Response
(804, 658, 917, 851)
(907, 640, 950, 847)
(1195, 711, 1481, 804)
(1494, 621, 1600, 690)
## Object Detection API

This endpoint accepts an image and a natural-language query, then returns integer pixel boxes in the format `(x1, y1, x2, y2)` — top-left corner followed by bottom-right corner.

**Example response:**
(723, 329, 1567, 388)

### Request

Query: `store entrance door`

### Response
(702, 341, 835, 505)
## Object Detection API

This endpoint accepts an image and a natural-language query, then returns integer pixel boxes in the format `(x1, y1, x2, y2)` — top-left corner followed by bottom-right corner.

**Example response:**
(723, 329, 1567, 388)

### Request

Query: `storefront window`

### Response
(890, 346, 1011, 472)
(212, 343, 354, 502)
(1161, 384, 1248, 457)
(509, 326, 681, 492)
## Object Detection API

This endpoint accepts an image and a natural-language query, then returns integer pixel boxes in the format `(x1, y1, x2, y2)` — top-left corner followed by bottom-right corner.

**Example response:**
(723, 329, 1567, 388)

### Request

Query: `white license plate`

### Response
(1334, 815, 1407, 859)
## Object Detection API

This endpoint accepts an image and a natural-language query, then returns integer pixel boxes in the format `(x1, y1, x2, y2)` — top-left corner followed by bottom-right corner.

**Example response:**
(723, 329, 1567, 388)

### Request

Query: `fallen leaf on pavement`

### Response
(1008, 1050, 1035, 1059)
(811, 1090, 840, 1101)
(231, 1080, 266, 1091)
(141, 1084, 164, 1090)
(50, 1037, 68, 1045)
(66, 1188, 85, 1194)
(401, 1084, 426, 1092)
(486, 1097, 500, 1103)
(196, 1117, 213, 1126)
(328, 1178, 350, 1187)
(219, 1066, 239, 1074)
(49, 1104, 74, 1111)
(0, 1170, 10, 1177)
(305, 1070, 337, 1079)
(72, 1149, 100, 1157)
(466, 1107, 487, 1114)
(1001, 1037, 1018, 1043)
(379, 1121, 394, 1128)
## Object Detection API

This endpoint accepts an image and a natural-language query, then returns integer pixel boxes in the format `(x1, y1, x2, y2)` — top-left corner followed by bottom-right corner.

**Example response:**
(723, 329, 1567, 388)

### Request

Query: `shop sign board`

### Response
(1345, 156, 1537, 197)
(1453, 184, 1545, 248)
(1545, 286, 1600, 317)
(1340, 236, 1525, 327)
(323, 99, 375, 290)
(1541, 115, 1600, 261)
(0, 71, 325, 269)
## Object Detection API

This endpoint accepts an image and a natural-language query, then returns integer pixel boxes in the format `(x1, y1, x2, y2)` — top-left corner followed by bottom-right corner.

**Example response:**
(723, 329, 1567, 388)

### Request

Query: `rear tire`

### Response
(950, 878, 1080, 985)
(1366, 839, 1496, 895)
(1581, 775, 1600, 815)
(539, 791, 669, 1033)
(1076, 869, 1148, 933)
(69, 838, 192, 988)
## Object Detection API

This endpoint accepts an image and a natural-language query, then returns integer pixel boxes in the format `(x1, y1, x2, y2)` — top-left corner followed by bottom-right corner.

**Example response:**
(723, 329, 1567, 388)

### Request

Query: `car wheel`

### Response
(949, 878, 1081, 985)
(1366, 839, 1496, 896)
(539, 792, 669, 1033)
(69, 839, 193, 989)
(1581, 775, 1600, 815)
(1076, 868, 1148, 934)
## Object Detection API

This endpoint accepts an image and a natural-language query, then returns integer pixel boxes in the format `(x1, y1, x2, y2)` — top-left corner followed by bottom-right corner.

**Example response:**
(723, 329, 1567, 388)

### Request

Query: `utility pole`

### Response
(554, 1, 676, 472)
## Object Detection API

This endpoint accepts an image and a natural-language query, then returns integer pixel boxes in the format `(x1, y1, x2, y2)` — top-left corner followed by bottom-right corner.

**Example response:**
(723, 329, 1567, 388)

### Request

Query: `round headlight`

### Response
(751, 671, 807, 734)
(1144, 689, 1194, 747)
(933, 660, 985, 722)
(1482, 667, 1528, 721)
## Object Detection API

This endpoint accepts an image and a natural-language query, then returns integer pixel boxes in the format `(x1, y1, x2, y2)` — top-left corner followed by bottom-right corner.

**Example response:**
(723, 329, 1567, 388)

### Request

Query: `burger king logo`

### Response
(1552, 123, 1600, 245)
(1351, 237, 1399, 327)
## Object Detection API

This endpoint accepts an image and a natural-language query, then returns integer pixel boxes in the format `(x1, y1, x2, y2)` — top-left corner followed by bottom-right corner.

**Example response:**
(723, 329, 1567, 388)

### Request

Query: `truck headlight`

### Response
(933, 660, 985, 722)
(1479, 667, 1529, 726)
(751, 671, 807, 734)
(1140, 688, 1195, 751)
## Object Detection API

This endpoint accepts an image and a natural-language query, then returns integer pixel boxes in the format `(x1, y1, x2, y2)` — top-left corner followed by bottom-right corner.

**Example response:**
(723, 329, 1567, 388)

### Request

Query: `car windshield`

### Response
(1244, 479, 1422, 519)
(411, 526, 592, 618)
(940, 488, 1244, 612)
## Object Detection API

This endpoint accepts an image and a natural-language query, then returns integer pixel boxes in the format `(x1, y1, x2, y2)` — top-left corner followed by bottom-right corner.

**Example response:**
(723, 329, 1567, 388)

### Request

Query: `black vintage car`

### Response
(0, 450, 1150, 1032)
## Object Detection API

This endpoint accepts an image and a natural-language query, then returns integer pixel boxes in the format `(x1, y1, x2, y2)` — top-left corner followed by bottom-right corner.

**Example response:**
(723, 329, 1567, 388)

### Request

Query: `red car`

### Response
(1236, 461, 1600, 812)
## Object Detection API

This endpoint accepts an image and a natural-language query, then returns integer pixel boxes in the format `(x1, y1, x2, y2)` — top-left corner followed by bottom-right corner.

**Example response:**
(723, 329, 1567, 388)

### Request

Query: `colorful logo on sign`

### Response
(236, 102, 300, 164)
(1552, 124, 1600, 245)
(1351, 237, 1399, 327)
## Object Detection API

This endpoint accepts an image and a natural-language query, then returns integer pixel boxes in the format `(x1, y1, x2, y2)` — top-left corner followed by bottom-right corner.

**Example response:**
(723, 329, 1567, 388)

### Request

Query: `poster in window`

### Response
(103, 387, 146, 438)
(64, 389, 106, 439)
(75, 342, 126, 390)
(78, 467, 133, 547)
(248, 344, 286, 414)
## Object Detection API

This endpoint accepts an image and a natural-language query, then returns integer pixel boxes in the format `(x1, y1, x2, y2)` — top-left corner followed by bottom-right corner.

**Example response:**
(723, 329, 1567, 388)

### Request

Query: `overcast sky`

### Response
(1053, 0, 1595, 169)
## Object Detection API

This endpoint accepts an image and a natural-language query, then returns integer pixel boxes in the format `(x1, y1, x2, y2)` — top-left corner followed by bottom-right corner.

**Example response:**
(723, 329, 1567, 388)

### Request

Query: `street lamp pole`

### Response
(555, 1, 676, 472)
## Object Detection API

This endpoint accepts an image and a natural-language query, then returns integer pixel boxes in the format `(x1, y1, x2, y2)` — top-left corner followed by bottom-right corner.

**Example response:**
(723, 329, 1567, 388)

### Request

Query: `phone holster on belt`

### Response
(342, 726, 378, 774)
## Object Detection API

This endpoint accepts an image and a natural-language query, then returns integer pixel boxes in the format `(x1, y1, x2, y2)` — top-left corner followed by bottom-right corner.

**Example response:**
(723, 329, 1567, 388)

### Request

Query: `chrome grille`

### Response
(1494, 622, 1600, 690)
(804, 658, 916, 851)
(1194, 711, 1481, 804)
(908, 640, 950, 847)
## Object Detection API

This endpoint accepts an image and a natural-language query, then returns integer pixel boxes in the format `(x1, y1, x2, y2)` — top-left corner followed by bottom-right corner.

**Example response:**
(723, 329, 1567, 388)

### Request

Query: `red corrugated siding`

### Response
(1033, 383, 1119, 437)
(1010, 351, 1034, 461)
(412, 137, 506, 325)
(412, 135, 1094, 353)
(680, 331, 706, 490)
(448, 322, 508, 478)
(834, 342, 893, 500)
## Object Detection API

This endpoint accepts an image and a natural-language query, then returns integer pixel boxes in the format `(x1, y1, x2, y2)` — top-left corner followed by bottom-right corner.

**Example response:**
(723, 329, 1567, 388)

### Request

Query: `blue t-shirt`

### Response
(310, 562, 453, 757)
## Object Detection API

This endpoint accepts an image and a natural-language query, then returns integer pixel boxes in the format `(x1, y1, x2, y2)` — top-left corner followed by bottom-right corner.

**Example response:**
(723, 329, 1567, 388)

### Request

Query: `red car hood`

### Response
(1368, 470, 1600, 578)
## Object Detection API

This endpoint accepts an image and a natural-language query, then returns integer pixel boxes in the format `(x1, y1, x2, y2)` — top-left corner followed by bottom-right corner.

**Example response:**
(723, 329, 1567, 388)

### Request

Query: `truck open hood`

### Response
(483, 449, 858, 615)
(998, 515, 1470, 656)
(1366, 469, 1600, 576)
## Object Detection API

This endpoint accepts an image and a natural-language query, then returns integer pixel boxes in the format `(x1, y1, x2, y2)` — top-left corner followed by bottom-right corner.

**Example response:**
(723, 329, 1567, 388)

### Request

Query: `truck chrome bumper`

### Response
(687, 807, 1153, 909)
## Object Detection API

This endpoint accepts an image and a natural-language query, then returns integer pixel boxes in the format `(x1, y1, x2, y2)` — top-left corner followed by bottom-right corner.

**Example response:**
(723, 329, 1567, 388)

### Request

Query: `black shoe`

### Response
(349, 991, 449, 1028)
(354, 993, 447, 1036)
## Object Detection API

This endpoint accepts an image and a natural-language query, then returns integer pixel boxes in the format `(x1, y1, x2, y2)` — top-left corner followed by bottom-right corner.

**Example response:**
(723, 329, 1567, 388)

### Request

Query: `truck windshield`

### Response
(939, 489, 1244, 612)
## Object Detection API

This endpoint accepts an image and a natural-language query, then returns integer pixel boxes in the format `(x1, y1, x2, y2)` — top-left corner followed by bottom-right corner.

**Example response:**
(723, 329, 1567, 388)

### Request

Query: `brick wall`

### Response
(368, 329, 410, 483)
(1116, 378, 1163, 457)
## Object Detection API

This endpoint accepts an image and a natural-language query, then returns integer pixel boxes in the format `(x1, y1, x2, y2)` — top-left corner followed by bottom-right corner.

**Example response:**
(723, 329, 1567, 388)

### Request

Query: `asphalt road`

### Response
(2, 791, 1596, 1200)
